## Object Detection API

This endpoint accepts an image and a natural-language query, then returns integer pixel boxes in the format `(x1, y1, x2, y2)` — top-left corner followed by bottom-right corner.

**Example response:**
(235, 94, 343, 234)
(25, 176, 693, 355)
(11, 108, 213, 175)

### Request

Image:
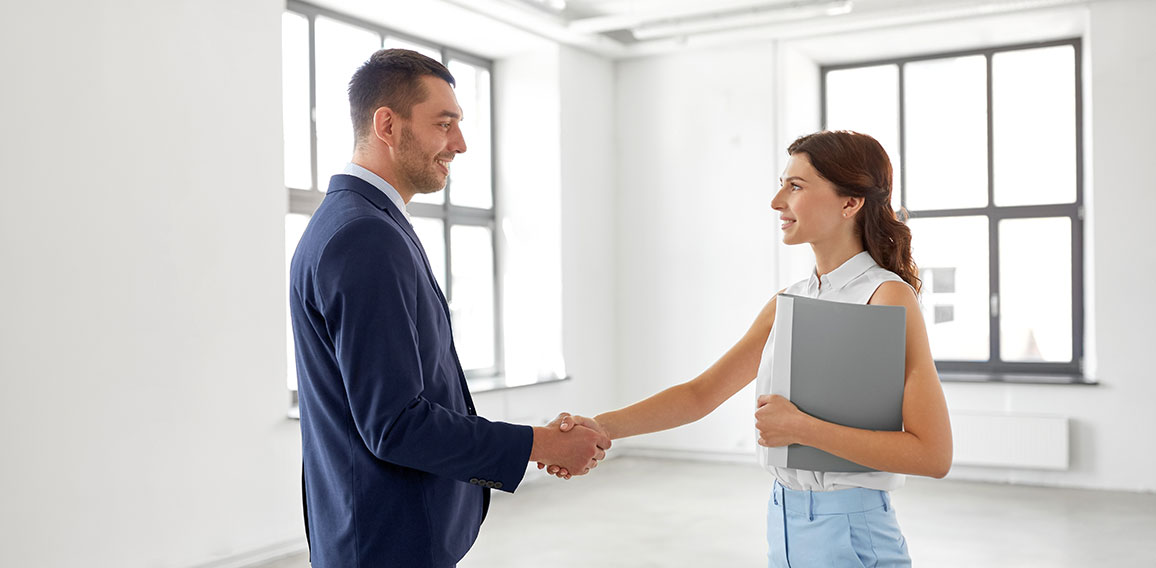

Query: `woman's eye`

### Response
(791, 184, 802, 191)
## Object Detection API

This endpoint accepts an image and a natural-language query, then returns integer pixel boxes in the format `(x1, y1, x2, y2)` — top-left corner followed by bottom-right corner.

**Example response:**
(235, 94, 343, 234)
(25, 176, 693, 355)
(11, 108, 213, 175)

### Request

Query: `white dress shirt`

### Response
(755, 251, 911, 492)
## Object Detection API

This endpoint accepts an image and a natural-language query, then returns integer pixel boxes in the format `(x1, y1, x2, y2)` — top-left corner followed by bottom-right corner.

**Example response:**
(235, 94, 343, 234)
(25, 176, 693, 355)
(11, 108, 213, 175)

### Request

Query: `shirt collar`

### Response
(811, 251, 877, 293)
(342, 162, 410, 221)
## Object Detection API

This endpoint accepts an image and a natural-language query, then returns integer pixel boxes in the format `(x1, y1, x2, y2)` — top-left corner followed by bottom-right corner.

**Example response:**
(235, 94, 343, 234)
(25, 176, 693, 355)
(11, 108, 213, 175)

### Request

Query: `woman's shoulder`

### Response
(783, 278, 810, 295)
(863, 262, 904, 284)
(867, 279, 919, 310)
(860, 265, 916, 306)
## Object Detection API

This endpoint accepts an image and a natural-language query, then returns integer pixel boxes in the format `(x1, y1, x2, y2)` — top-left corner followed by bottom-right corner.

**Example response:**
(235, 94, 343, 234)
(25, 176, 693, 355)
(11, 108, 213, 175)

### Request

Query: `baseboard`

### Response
(187, 538, 306, 568)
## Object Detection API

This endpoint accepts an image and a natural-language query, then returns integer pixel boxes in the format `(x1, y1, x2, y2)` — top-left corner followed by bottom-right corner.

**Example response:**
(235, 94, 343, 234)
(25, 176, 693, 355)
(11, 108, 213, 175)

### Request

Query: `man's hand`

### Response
(754, 394, 808, 447)
(532, 413, 610, 480)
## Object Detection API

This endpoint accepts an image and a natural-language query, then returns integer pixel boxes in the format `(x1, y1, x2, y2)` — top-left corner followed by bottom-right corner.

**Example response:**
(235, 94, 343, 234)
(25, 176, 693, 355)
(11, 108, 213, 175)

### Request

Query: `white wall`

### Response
(611, 1, 1156, 492)
(613, 45, 779, 458)
(0, 1, 301, 567)
(476, 44, 619, 436)
(556, 45, 620, 418)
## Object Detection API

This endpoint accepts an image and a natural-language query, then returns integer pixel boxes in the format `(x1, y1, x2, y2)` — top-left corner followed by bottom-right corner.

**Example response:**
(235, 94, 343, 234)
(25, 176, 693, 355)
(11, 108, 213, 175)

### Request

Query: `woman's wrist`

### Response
(793, 411, 824, 448)
(593, 412, 618, 440)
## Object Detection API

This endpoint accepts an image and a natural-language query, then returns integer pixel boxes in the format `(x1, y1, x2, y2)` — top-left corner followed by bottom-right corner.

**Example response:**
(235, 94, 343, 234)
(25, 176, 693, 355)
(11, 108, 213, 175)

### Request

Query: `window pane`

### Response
(992, 46, 1077, 206)
(904, 56, 988, 210)
(450, 225, 496, 371)
(410, 217, 446, 291)
(383, 36, 441, 60)
(999, 217, 1072, 362)
(286, 213, 311, 390)
(282, 12, 313, 190)
(315, 17, 381, 190)
(908, 216, 990, 361)
(447, 60, 493, 209)
(826, 65, 902, 210)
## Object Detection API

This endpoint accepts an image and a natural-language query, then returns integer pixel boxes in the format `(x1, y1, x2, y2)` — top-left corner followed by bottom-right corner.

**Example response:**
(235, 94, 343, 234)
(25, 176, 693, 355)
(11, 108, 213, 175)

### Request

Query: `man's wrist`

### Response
(529, 426, 553, 463)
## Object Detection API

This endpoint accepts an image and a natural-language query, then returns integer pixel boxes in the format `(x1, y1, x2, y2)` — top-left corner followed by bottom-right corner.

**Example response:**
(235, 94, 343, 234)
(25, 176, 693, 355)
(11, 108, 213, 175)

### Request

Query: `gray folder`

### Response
(759, 293, 906, 472)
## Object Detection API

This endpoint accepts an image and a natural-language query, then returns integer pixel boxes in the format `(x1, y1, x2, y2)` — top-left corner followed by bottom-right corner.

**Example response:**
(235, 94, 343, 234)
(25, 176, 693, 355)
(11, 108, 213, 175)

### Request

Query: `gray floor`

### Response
(259, 456, 1156, 567)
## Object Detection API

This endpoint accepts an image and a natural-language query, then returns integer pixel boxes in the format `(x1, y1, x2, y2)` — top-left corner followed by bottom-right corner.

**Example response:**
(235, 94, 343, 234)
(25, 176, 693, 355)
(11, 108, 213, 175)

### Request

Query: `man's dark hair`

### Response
(348, 48, 456, 145)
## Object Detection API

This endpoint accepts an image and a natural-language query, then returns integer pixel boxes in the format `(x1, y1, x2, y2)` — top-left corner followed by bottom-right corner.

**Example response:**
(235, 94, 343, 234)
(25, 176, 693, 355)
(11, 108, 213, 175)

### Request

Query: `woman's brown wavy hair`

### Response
(787, 130, 921, 293)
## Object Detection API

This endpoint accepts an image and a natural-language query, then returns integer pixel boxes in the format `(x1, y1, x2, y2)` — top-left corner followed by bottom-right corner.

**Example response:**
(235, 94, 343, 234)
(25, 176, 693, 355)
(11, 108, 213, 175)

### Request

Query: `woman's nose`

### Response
(770, 188, 786, 210)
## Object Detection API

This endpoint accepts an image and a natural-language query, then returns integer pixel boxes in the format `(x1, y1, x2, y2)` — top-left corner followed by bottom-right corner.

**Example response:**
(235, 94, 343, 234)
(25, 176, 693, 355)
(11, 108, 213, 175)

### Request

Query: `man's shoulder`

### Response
(320, 211, 410, 253)
(311, 190, 404, 237)
(294, 202, 409, 272)
(317, 184, 385, 217)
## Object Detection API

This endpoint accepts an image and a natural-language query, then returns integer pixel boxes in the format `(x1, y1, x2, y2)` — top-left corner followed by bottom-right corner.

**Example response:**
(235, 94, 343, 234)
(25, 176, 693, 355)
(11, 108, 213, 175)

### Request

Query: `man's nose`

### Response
(449, 125, 467, 154)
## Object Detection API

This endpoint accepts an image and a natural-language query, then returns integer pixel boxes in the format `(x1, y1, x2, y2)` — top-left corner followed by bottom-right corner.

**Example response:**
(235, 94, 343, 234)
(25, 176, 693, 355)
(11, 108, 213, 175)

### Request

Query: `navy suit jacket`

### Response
(290, 174, 534, 568)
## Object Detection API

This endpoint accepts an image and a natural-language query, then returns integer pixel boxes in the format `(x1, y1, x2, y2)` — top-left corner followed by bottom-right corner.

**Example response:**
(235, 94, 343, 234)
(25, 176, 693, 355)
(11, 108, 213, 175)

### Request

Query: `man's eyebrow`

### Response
(437, 110, 461, 120)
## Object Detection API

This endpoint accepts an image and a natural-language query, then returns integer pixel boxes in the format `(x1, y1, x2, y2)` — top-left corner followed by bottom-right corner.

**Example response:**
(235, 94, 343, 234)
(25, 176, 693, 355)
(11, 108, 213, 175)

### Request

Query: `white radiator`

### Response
(950, 412, 1070, 470)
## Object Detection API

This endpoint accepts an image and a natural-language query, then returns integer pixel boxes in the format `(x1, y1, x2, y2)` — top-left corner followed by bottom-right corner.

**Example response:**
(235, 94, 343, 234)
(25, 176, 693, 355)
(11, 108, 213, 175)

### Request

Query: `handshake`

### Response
(529, 413, 610, 480)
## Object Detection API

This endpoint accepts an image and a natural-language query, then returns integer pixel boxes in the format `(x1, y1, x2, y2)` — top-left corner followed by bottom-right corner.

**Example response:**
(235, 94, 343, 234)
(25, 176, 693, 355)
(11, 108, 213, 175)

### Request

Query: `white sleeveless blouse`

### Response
(755, 251, 910, 492)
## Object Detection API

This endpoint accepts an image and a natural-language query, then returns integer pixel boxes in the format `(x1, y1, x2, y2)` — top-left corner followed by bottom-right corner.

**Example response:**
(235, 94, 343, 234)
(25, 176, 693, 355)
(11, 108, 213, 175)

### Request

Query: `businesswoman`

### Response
(545, 130, 952, 567)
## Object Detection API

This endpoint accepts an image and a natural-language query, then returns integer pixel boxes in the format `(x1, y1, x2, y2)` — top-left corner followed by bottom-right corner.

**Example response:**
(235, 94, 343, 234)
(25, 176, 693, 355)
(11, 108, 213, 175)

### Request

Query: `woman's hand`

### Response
(755, 394, 810, 447)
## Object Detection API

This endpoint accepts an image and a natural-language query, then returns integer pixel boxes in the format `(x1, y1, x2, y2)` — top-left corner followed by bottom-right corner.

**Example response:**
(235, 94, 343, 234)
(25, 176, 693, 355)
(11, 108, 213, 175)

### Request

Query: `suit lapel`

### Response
(326, 175, 477, 412)
(327, 175, 451, 320)
(374, 200, 478, 414)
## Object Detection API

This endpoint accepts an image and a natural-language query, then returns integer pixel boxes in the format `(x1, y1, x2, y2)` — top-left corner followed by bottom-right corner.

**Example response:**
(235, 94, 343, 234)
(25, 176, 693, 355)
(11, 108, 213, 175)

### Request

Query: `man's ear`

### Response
(373, 106, 397, 147)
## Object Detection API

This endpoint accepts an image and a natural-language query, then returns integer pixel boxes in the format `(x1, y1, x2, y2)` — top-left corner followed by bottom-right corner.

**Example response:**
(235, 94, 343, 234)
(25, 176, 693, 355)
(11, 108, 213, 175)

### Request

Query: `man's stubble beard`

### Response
(399, 126, 447, 195)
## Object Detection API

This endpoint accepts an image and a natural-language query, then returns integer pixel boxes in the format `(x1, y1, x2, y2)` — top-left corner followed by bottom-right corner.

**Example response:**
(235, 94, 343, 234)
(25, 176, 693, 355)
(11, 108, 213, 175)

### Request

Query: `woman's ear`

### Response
(842, 196, 865, 219)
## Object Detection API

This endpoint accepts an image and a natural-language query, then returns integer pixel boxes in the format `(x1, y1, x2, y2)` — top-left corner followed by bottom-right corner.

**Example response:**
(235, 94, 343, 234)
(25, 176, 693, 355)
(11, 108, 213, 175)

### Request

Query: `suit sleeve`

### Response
(315, 217, 533, 492)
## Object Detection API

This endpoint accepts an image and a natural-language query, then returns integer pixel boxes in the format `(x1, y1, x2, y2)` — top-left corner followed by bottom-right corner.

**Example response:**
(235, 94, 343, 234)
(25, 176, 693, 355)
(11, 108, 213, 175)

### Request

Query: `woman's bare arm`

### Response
(593, 291, 784, 441)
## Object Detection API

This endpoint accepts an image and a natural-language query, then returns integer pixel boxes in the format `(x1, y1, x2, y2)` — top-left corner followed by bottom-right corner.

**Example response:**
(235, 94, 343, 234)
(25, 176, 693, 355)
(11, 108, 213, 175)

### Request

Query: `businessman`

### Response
(289, 49, 610, 567)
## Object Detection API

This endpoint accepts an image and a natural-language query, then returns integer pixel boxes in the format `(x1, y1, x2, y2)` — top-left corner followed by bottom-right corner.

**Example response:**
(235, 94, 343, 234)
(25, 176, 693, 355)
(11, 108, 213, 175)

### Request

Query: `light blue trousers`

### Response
(767, 481, 912, 568)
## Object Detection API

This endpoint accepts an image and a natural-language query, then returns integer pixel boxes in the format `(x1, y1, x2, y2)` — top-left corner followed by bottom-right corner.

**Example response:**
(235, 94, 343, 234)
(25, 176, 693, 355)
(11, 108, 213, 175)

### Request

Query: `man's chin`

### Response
(415, 185, 446, 195)
(414, 177, 448, 194)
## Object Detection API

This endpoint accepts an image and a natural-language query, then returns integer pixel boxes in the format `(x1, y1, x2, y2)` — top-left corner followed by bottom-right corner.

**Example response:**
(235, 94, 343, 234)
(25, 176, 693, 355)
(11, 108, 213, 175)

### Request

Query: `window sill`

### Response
(939, 372, 1098, 386)
(467, 373, 570, 394)
(285, 374, 571, 420)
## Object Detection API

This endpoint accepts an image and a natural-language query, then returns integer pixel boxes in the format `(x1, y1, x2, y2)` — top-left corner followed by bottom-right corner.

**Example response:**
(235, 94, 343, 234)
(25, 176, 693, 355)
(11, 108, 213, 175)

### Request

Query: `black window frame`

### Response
(284, 0, 504, 382)
(821, 38, 1088, 384)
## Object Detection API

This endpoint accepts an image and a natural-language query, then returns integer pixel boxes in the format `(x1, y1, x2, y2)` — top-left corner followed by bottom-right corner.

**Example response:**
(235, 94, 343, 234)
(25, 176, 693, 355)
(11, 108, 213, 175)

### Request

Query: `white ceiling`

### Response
(436, 0, 1095, 57)
(560, 0, 946, 30)
(308, 0, 1094, 59)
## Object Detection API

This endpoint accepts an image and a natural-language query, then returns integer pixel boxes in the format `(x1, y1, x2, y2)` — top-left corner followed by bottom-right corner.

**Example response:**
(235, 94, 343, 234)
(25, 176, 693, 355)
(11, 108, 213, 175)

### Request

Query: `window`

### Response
(283, 1, 502, 397)
(822, 39, 1086, 381)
